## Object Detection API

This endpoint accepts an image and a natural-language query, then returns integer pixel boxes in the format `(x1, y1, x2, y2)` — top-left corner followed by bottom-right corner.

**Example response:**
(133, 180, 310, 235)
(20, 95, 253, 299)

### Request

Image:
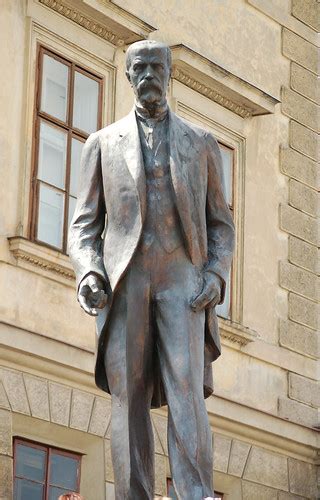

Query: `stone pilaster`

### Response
(279, 0, 320, 430)
(0, 409, 13, 500)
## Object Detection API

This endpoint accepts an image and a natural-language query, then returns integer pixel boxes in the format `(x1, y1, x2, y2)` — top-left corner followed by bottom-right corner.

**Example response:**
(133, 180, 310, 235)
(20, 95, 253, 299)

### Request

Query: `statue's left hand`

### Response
(190, 272, 222, 312)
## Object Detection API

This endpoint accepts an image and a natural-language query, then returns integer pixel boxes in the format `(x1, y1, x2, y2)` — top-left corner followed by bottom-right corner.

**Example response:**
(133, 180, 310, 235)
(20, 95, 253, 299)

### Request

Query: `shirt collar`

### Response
(135, 101, 168, 124)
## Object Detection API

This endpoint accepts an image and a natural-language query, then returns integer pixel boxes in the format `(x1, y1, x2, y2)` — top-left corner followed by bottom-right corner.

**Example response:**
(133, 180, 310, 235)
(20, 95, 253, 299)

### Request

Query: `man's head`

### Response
(126, 40, 171, 113)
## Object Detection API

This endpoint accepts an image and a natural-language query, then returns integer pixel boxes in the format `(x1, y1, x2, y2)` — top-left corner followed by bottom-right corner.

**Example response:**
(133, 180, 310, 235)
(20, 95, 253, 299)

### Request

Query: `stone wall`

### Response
(279, 4, 320, 429)
(0, 365, 318, 499)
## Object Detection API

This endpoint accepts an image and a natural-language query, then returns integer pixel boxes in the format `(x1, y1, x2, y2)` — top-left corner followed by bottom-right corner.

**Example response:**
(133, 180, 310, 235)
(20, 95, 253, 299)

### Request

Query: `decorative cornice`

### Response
(219, 318, 259, 346)
(39, 0, 125, 45)
(37, 0, 157, 45)
(171, 44, 280, 118)
(172, 67, 252, 118)
(13, 250, 75, 280)
(9, 237, 75, 284)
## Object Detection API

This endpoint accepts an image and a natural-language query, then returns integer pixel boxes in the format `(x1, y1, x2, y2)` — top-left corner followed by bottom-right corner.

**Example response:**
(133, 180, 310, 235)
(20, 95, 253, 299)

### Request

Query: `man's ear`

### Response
(125, 71, 131, 85)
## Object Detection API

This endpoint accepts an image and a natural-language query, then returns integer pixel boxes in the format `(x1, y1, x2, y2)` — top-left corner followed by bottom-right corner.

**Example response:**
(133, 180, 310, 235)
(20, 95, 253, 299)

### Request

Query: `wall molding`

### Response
(172, 67, 252, 119)
(220, 319, 259, 347)
(39, 0, 125, 45)
(37, 0, 156, 46)
(8, 237, 75, 286)
(171, 44, 280, 119)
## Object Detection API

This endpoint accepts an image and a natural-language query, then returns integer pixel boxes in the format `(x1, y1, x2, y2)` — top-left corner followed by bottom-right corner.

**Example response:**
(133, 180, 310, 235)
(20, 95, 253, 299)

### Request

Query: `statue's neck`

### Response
(135, 100, 168, 121)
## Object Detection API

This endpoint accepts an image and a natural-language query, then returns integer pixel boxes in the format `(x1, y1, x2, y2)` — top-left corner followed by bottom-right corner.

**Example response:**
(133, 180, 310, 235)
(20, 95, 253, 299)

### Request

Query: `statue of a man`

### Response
(69, 40, 234, 500)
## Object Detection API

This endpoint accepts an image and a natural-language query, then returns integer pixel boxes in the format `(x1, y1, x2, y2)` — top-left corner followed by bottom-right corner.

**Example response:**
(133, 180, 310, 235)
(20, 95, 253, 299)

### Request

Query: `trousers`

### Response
(104, 241, 213, 500)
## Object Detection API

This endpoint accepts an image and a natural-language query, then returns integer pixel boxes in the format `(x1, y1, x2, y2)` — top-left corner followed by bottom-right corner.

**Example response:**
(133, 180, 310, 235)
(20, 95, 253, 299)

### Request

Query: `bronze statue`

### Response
(69, 40, 234, 500)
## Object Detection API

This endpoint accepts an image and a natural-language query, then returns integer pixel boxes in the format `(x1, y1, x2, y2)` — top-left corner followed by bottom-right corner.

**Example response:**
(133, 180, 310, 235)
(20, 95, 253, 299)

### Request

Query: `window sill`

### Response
(219, 318, 259, 347)
(8, 238, 258, 346)
(8, 237, 75, 287)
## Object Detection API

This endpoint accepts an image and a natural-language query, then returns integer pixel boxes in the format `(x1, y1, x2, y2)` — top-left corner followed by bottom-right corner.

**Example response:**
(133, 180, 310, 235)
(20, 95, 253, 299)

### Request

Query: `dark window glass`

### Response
(48, 486, 71, 500)
(13, 439, 81, 500)
(14, 479, 44, 500)
(49, 453, 78, 489)
(15, 443, 46, 482)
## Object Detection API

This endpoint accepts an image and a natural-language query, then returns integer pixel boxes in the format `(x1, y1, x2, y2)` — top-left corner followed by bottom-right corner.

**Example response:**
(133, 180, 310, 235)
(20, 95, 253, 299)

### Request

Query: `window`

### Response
(215, 142, 234, 320)
(167, 478, 223, 499)
(13, 439, 81, 500)
(30, 46, 103, 253)
(172, 100, 243, 323)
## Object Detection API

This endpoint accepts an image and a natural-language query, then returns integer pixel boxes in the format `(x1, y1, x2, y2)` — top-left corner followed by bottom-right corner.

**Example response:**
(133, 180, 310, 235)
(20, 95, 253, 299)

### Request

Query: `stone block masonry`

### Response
(279, 319, 320, 359)
(280, 147, 319, 190)
(282, 28, 319, 74)
(289, 373, 320, 408)
(290, 121, 320, 161)
(288, 236, 319, 275)
(291, 63, 320, 105)
(282, 87, 320, 133)
(279, 5, 319, 432)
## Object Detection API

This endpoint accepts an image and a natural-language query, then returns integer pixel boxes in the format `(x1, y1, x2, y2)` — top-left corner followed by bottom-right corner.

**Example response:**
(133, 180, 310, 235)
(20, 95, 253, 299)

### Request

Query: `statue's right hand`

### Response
(77, 273, 109, 316)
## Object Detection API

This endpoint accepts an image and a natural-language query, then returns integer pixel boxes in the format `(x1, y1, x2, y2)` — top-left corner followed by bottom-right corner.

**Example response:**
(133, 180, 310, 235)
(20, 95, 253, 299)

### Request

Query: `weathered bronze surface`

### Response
(69, 40, 234, 500)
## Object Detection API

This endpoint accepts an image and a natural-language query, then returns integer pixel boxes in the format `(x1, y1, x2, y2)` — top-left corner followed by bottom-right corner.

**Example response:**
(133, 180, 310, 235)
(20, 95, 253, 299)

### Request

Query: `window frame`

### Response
(166, 478, 224, 499)
(13, 437, 82, 499)
(216, 141, 235, 321)
(29, 44, 104, 254)
(170, 95, 245, 324)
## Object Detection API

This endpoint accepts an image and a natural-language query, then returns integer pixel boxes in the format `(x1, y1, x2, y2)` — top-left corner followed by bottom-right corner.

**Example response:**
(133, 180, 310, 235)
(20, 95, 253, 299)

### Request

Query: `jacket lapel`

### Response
(118, 109, 195, 262)
(169, 111, 195, 260)
(120, 109, 146, 223)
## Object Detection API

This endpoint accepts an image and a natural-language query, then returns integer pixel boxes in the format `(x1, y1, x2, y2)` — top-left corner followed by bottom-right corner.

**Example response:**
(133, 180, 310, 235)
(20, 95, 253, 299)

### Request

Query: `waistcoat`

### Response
(137, 114, 183, 253)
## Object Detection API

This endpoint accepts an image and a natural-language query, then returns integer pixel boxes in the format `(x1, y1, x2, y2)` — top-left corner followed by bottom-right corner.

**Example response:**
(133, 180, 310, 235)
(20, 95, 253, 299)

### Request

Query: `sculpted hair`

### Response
(126, 40, 172, 71)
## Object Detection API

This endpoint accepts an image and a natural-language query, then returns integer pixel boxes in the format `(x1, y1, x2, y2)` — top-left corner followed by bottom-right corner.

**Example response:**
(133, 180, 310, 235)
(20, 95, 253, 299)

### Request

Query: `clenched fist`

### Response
(190, 272, 222, 312)
(78, 273, 109, 316)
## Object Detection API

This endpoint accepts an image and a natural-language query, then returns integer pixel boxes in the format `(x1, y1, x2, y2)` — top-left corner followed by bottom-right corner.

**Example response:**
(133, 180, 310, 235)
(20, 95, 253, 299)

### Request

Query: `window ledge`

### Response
(8, 237, 259, 346)
(219, 318, 259, 347)
(171, 44, 280, 118)
(8, 237, 75, 287)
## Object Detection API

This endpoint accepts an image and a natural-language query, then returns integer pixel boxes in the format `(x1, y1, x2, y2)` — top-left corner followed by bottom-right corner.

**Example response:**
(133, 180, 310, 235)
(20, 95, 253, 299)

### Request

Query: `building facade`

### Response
(0, 0, 319, 498)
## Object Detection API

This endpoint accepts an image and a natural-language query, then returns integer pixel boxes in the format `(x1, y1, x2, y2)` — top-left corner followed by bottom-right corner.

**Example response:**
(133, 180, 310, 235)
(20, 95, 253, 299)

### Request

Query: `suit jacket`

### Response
(69, 108, 235, 408)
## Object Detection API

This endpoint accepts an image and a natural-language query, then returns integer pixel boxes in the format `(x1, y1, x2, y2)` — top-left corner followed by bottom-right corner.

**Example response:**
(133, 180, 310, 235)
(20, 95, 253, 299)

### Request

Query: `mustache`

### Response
(137, 79, 162, 93)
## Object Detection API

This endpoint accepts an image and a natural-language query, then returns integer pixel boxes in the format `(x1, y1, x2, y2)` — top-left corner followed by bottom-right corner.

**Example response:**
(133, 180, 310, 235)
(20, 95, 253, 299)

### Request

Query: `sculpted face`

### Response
(126, 41, 171, 112)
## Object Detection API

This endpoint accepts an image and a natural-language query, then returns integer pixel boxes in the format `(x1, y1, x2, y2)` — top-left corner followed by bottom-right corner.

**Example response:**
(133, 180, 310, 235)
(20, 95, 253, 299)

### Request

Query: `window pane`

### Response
(49, 453, 78, 489)
(220, 146, 233, 206)
(14, 478, 44, 500)
(15, 444, 46, 482)
(216, 272, 231, 319)
(38, 121, 67, 190)
(48, 486, 71, 500)
(41, 54, 69, 122)
(73, 71, 99, 134)
(37, 184, 64, 249)
(70, 138, 84, 197)
(68, 196, 77, 230)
